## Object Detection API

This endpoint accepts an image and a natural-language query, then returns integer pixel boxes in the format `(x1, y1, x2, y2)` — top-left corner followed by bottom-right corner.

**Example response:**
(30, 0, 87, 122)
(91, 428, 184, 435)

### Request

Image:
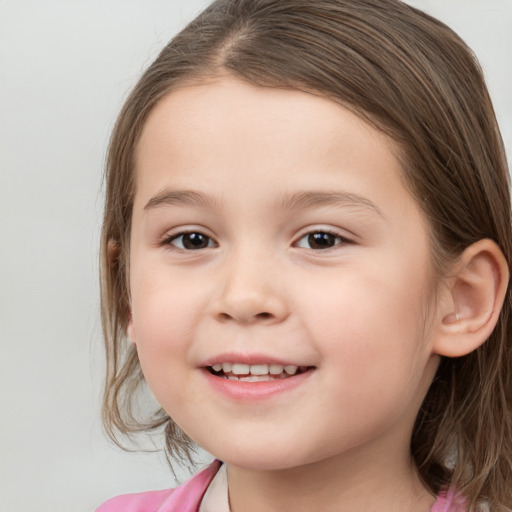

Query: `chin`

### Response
(205, 441, 320, 472)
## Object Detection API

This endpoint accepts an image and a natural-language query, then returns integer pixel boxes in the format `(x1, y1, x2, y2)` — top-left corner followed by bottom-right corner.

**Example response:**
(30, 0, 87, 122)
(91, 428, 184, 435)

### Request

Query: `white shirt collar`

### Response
(199, 462, 230, 512)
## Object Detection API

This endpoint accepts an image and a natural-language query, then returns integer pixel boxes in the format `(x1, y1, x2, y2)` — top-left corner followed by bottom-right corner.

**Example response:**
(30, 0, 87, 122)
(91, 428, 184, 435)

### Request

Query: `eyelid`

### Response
(160, 228, 218, 251)
(158, 226, 354, 252)
(293, 228, 354, 250)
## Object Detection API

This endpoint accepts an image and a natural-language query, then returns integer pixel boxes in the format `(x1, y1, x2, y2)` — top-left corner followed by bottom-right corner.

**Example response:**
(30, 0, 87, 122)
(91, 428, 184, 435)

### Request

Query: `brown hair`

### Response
(100, 0, 512, 508)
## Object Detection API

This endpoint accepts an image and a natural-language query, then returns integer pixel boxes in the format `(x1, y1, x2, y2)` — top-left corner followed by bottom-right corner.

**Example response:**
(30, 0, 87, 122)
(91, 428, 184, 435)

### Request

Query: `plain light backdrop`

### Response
(0, 1, 510, 511)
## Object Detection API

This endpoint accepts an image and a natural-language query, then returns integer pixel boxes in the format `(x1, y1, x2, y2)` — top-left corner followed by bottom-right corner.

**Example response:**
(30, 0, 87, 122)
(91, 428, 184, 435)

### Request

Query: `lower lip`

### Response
(201, 368, 314, 401)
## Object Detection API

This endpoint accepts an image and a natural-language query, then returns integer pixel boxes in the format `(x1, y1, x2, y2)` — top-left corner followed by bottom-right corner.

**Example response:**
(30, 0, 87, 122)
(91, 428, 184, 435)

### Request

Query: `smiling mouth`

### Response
(206, 362, 312, 382)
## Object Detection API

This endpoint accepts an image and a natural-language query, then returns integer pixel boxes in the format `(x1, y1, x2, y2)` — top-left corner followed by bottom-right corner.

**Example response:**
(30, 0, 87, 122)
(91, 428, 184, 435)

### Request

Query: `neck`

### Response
(226, 441, 435, 512)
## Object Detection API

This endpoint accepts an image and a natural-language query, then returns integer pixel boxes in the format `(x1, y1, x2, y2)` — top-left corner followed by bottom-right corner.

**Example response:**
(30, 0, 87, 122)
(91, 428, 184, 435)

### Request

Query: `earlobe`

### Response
(433, 239, 509, 358)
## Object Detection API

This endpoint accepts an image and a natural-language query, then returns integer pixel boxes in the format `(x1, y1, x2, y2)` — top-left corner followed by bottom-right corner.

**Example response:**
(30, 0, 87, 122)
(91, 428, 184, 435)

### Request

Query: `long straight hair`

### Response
(100, 1, 512, 508)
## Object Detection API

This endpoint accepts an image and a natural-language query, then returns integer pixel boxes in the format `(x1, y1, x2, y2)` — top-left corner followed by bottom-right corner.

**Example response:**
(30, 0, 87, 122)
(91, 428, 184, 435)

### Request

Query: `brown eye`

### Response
(296, 231, 347, 250)
(168, 232, 215, 250)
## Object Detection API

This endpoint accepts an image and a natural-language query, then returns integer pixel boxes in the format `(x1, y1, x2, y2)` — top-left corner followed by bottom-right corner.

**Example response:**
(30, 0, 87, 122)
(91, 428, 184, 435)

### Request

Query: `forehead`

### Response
(134, 77, 407, 202)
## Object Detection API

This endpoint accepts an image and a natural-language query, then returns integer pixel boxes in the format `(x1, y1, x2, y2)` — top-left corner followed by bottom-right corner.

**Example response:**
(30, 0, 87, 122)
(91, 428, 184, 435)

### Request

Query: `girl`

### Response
(97, 0, 512, 510)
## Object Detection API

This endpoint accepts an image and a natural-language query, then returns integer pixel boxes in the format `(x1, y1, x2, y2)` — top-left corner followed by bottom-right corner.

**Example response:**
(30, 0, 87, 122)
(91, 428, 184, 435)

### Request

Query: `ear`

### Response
(433, 239, 509, 358)
(107, 239, 135, 344)
(107, 239, 120, 266)
(126, 311, 136, 345)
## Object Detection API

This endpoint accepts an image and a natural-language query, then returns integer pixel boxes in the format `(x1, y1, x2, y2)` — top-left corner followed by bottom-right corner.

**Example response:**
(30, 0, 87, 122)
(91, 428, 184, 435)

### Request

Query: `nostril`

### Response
(216, 311, 273, 323)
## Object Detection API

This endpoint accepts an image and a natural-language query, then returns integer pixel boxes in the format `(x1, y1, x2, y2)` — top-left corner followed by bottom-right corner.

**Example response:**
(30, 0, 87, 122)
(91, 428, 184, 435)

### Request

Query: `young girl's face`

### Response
(128, 77, 443, 470)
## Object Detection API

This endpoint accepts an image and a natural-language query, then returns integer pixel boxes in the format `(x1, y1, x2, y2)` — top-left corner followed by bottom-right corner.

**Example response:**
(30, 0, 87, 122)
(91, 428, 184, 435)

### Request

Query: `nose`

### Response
(209, 250, 290, 325)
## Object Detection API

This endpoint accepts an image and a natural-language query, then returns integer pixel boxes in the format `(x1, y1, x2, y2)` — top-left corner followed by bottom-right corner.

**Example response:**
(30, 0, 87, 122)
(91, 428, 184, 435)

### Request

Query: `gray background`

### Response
(0, 1, 510, 511)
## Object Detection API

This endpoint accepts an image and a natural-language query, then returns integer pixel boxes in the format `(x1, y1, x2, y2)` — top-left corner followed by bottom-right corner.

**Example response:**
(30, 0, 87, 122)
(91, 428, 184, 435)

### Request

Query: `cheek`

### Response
(129, 271, 202, 388)
(131, 263, 204, 338)
(299, 261, 432, 390)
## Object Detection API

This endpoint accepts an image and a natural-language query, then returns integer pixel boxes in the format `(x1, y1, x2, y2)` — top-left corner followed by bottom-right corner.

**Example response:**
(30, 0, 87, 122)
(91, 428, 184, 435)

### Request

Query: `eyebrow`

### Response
(276, 190, 383, 217)
(144, 189, 383, 217)
(144, 189, 225, 211)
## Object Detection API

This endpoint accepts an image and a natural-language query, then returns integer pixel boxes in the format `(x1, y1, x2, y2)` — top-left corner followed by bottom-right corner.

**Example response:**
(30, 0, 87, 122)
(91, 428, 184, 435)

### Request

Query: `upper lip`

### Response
(199, 352, 311, 367)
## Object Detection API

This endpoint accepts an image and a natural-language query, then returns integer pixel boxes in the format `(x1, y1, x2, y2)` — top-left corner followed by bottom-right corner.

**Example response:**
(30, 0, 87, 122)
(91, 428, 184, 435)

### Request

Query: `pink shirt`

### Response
(96, 459, 466, 512)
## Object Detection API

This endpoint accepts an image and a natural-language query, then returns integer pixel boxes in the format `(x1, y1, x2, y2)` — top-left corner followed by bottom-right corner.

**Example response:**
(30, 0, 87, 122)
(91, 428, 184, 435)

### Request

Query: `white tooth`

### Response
(250, 364, 269, 376)
(228, 376, 239, 381)
(284, 365, 298, 375)
(222, 362, 233, 373)
(240, 375, 271, 382)
(212, 363, 222, 372)
(232, 363, 250, 375)
(269, 364, 284, 375)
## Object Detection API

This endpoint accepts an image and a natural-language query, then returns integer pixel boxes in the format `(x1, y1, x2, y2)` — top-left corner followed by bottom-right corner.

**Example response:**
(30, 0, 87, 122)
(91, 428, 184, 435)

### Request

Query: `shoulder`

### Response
(95, 488, 175, 512)
(95, 459, 222, 512)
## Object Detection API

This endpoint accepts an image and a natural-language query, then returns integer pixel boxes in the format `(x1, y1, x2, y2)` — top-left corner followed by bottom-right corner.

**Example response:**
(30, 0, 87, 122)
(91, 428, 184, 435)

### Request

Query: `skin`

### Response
(128, 76, 450, 511)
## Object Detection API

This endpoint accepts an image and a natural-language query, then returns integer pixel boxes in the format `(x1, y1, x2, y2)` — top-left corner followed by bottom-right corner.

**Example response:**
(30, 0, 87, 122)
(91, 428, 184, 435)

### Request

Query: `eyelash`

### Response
(162, 231, 217, 251)
(161, 229, 352, 252)
(295, 230, 351, 250)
